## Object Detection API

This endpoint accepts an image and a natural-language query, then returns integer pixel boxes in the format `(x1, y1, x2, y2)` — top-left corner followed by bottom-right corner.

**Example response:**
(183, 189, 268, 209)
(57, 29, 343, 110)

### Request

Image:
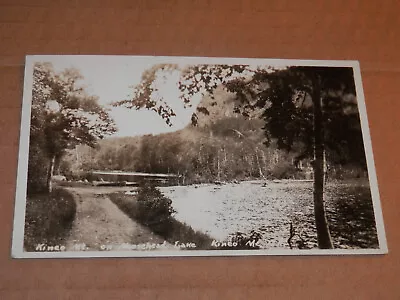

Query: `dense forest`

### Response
(62, 116, 291, 182)
(60, 90, 367, 185)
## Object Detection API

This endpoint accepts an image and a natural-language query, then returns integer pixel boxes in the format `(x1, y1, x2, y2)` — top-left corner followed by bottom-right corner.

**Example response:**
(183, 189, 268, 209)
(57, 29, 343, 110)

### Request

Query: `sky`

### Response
(30, 55, 298, 138)
(36, 55, 200, 137)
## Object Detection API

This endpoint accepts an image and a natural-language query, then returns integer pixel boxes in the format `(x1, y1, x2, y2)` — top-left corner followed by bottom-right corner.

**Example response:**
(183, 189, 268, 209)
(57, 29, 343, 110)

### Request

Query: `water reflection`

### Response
(326, 182, 379, 249)
(161, 179, 379, 250)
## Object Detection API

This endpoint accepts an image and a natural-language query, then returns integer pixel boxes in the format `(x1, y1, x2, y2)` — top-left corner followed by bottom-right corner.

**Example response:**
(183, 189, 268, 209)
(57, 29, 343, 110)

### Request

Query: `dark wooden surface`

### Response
(1, 1, 399, 298)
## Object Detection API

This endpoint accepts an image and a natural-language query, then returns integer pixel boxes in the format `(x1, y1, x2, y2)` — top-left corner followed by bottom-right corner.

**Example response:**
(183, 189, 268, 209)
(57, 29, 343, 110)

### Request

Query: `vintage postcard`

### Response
(12, 55, 387, 258)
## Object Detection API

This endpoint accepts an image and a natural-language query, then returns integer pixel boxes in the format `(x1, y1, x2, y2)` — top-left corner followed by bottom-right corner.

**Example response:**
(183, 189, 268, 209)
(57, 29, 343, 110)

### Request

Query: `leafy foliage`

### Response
(112, 63, 365, 169)
(178, 64, 365, 168)
(134, 183, 176, 235)
(110, 62, 368, 249)
(112, 64, 179, 126)
(28, 63, 117, 193)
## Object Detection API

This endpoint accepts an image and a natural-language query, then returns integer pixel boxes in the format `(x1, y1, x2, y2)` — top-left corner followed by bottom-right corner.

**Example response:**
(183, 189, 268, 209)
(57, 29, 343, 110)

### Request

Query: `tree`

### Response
(114, 64, 179, 126)
(225, 66, 360, 249)
(29, 63, 117, 193)
(114, 63, 365, 249)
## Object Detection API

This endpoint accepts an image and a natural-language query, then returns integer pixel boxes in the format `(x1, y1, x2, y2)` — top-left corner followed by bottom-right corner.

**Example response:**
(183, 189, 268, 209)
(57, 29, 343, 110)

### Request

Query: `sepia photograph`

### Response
(12, 55, 387, 258)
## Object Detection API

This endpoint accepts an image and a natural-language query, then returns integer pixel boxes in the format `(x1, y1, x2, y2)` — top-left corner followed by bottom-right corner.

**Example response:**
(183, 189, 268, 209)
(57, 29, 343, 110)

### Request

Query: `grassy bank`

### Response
(108, 186, 214, 250)
(24, 188, 76, 251)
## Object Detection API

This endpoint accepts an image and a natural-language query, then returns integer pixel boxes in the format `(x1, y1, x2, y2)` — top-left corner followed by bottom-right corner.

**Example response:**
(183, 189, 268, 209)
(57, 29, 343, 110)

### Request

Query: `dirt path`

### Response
(64, 187, 169, 251)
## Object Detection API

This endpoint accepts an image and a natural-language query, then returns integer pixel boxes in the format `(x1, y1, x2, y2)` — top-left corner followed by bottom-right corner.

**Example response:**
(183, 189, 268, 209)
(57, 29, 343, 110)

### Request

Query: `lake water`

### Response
(160, 179, 379, 249)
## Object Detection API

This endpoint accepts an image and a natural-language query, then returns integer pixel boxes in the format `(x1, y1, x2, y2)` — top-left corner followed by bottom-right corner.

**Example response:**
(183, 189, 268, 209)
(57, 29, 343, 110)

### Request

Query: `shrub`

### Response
(27, 142, 49, 194)
(134, 183, 176, 236)
(109, 187, 214, 249)
(24, 188, 76, 251)
(270, 161, 302, 179)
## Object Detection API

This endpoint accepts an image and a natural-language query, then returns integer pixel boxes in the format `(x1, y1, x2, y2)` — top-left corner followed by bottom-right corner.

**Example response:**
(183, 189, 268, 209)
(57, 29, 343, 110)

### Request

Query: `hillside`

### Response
(59, 86, 367, 184)
(60, 84, 297, 183)
(192, 86, 263, 127)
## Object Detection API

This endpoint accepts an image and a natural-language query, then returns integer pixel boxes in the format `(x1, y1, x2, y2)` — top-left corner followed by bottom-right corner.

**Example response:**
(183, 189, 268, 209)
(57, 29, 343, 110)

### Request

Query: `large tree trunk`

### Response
(46, 154, 56, 193)
(312, 75, 333, 249)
